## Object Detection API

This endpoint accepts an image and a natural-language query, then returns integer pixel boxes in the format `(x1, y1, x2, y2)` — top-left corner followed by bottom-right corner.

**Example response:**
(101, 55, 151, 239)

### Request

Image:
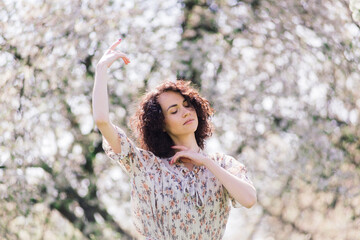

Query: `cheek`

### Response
(163, 115, 177, 130)
(191, 108, 198, 119)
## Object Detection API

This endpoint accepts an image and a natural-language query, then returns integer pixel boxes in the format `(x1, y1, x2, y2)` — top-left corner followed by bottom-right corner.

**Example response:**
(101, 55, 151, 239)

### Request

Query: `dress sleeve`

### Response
(102, 125, 155, 176)
(218, 153, 255, 208)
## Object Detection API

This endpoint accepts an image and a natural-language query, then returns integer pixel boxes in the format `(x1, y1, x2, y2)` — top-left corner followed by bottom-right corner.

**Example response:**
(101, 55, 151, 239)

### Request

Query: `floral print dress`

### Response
(102, 126, 254, 240)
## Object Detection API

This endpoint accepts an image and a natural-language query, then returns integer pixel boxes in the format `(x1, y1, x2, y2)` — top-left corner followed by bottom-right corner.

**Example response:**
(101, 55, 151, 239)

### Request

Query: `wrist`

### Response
(96, 62, 108, 71)
(202, 154, 214, 168)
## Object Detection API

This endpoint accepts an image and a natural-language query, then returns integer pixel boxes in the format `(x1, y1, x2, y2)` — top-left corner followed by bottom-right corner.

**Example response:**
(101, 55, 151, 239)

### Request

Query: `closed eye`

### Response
(167, 99, 191, 114)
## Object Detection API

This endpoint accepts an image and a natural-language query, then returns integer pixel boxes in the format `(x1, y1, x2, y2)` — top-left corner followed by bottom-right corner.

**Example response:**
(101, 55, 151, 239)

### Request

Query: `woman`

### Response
(92, 39, 257, 240)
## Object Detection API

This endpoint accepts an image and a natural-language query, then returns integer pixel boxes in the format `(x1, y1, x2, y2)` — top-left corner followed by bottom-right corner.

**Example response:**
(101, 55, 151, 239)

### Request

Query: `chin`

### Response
(176, 126, 198, 136)
(190, 123, 198, 133)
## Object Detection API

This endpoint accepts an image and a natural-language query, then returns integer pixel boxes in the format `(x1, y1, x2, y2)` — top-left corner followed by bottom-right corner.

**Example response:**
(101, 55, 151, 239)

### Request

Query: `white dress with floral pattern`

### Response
(102, 126, 254, 240)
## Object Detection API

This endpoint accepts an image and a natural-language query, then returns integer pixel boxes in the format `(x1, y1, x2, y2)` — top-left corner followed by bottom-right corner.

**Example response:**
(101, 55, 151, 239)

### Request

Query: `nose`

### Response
(182, 107, 191, 118)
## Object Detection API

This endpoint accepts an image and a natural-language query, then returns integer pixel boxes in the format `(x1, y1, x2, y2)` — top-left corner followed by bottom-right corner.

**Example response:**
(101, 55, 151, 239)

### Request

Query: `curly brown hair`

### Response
(130, 80, 214, 158)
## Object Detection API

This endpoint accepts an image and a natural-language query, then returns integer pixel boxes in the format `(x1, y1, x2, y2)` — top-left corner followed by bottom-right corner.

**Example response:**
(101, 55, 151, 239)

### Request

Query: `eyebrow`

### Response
(166, 99, 187, 112)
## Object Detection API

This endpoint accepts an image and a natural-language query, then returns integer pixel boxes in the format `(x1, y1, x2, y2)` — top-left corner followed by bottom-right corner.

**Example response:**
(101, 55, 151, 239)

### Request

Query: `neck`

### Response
(169, 133, 200, 152)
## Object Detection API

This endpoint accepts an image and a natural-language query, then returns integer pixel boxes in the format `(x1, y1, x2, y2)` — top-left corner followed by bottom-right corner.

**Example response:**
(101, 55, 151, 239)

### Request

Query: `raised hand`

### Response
(97, 39, 130, 68)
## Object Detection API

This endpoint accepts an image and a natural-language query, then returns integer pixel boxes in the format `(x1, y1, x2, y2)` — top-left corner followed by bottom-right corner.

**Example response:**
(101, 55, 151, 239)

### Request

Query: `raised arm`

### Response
(92, 39, 130, 153)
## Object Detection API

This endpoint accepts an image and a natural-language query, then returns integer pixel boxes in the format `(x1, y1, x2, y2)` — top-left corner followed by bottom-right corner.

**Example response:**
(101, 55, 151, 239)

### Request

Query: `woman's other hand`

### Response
(170, 146, 208, 166)
(97, 39, 130, 68)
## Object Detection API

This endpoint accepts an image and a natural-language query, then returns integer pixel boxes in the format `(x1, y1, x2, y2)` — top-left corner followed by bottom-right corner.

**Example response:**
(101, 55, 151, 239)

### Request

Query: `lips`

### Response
(183, 119, 195, 125)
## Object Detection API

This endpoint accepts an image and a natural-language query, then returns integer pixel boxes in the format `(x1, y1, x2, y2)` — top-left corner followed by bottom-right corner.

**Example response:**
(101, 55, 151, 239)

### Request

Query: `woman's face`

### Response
(157, 91, 198, 137)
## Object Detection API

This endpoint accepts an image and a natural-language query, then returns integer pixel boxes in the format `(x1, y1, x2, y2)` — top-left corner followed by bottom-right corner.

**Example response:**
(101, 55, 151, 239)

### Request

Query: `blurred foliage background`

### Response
(1, 0, 360, 239)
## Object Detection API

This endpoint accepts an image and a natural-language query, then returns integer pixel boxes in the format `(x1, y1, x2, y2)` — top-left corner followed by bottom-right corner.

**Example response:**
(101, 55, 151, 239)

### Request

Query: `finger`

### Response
(122, 57, 130, 64)
(120, 56, 129, 63)
(107, 54, 124, 67)
(115, 53, 130, 64)
(170, 156, 177, 164)
(181, 158, 191, 163)
(171, 145, 188, 151)
(110, 38, 122, 50)
(113, 50, 127, 56)
(170, 154, 181, 164)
